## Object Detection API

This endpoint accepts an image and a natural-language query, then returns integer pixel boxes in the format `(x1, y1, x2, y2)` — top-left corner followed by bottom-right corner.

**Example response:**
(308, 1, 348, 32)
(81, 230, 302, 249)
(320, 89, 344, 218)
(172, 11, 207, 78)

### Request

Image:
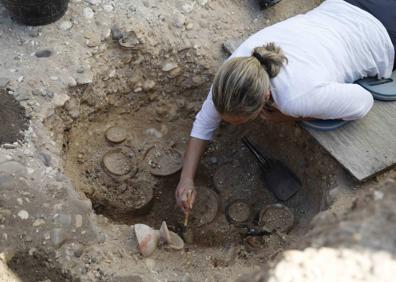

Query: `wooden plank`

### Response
(305, 101, 396, 181)
(223, 37, 396, 181)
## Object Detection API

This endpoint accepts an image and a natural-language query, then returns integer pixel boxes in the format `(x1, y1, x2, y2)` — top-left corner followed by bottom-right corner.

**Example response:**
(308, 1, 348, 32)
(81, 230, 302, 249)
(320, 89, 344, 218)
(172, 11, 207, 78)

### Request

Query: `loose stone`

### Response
(103, 4, 113, 12)
(75, 214, 83, 228)
(17, 210, 29, 220)
(59, 21, 73, 31)
(111, 26, 123, 40)
(162, 62, 178, 72)
(32, 218, 46, 227)
(83, 7, 95, 19)
(85, 0, 100, 5)
(34, 49, 52, 58)
(174, 12, 186, 28)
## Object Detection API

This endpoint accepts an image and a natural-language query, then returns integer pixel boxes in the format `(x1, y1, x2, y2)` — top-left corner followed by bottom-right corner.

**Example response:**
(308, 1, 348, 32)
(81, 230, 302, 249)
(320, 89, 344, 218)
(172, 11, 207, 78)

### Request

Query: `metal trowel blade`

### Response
(261, 159, 300, 201)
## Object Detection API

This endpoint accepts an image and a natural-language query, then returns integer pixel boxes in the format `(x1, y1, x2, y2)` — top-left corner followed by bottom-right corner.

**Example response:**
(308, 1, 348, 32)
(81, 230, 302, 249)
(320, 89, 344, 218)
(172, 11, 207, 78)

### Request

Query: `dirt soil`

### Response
(1, 0, 396, 281)
(0, 89, 29, 145)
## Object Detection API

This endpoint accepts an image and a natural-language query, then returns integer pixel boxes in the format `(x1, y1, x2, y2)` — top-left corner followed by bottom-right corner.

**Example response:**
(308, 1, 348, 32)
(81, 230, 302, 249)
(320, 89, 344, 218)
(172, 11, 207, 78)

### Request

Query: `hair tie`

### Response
(252, 51, 270, 71)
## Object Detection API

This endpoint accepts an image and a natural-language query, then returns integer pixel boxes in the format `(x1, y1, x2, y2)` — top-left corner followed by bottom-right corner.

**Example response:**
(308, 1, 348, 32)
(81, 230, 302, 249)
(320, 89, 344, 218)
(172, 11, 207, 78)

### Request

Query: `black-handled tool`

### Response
(241, 137, 301, 201)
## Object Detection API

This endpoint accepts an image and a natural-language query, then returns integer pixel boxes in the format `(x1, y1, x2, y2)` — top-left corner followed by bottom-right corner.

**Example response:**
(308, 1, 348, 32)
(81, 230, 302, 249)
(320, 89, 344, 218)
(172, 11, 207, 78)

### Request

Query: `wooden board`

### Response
(222, 38, 396, 181)
(304, 101, 396, 181)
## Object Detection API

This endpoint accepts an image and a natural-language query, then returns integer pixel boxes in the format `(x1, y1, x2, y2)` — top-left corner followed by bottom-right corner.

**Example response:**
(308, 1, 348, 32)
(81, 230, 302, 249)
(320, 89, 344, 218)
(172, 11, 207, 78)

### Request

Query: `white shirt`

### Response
(191, 0, 394, 140)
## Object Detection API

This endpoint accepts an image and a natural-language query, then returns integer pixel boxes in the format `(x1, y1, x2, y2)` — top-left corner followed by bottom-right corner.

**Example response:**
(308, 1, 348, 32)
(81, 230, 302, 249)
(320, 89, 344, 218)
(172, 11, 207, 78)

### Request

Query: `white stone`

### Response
(32, 218, 46, 227)
(83, 7, 95, 19)
(162, 62, 178, 72)
(59, 21, 73, 31)
(86, 0, 100, 5)
(17, 198, 23, 205)
(181, 3, 194, 14)
(17, 210, 29, 220)
(103, 4, 113, 12)
(75, 214, 83, 228)
(374, 190, 384, 200)
(197, 0, 208, 6)
(173, 12, 186, 28)
(53, 93, 70, 107)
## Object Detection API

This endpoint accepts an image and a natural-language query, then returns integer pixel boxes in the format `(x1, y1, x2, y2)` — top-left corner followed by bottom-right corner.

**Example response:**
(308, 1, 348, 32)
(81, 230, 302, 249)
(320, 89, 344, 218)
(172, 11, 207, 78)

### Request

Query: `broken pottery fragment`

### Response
(159, 221, 184, 249)
(134, 224, 160, 257)
(159, 221, 171, 243)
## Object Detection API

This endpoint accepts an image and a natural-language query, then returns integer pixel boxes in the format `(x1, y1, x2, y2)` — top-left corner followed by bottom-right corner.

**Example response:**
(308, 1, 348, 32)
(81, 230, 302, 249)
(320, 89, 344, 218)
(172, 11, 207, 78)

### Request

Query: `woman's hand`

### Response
(175, 137, 207, 214)
(175, 178, 197, 214)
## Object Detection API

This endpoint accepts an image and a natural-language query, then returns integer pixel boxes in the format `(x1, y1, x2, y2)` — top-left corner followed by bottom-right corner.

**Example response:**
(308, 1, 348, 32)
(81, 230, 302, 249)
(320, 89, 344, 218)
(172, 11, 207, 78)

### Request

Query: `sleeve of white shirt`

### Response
(190, 89, 222, 141)
(280, 82, 374, 120)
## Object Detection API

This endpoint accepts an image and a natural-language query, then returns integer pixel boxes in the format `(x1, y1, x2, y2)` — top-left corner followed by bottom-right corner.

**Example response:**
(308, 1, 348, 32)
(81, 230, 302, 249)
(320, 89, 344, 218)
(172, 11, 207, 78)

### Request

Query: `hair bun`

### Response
(252, 42, 288, 78)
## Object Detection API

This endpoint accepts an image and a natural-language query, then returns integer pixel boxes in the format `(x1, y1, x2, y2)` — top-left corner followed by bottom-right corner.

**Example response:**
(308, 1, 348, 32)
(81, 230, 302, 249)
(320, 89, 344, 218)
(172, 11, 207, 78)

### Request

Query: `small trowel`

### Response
(180, 192, 194, 243)
(241, 136, 300, 201)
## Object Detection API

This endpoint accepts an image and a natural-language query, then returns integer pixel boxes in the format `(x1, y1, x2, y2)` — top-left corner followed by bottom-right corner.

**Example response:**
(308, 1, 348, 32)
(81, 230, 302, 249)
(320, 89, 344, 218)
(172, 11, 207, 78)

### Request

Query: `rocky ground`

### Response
(1, 0, 396, 281)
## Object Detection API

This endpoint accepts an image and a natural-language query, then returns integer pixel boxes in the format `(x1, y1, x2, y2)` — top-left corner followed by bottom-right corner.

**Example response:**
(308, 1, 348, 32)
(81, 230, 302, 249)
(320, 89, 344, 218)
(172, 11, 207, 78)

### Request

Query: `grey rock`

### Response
(39, 152, 51, 167)
(34, 49, 52, 58)
(111, 26, 124, 41)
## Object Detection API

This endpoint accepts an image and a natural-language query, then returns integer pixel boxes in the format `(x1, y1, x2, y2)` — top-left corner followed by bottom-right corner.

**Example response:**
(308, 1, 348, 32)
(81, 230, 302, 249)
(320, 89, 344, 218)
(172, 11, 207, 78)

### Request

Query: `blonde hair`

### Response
(212, 42, 287, 115)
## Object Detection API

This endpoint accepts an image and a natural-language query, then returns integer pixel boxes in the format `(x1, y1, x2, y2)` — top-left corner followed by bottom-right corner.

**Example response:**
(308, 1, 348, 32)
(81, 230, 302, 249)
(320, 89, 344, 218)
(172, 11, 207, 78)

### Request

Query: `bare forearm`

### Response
(180, 137, 207, 181)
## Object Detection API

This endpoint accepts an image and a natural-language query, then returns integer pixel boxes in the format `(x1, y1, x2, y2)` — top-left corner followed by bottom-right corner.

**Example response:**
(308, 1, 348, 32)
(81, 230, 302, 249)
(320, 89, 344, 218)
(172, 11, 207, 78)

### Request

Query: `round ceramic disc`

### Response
(225, 199, 251, 224)
(103, 149, 132, 176)
(147, 146, 183, 176)
(105, 126, 127, 144)
(191, 187, 219, 226)
(258, 204, 294, 233)
(120, 180, 154, 212)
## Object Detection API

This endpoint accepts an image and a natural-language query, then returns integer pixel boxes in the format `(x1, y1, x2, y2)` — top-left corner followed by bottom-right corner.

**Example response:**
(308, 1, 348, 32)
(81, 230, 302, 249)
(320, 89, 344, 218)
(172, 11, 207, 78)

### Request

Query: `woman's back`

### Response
(191, 0, 394, 140)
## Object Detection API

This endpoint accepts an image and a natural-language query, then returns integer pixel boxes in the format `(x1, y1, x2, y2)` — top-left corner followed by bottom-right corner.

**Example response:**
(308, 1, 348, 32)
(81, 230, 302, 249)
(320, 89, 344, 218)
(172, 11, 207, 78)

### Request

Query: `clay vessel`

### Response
(134, 224, 160, 257)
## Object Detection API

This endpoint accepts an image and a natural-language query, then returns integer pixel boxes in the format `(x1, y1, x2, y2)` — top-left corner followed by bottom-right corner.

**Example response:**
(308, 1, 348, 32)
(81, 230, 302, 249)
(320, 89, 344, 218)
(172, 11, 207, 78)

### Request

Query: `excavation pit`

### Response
(43, 34, 347, 270)
(58, 78, 337, 259)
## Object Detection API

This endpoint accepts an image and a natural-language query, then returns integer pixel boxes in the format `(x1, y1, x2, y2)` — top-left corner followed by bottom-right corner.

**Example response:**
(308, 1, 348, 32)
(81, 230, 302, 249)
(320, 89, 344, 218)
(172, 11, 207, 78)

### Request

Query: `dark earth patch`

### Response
(0, 89, 29, 145)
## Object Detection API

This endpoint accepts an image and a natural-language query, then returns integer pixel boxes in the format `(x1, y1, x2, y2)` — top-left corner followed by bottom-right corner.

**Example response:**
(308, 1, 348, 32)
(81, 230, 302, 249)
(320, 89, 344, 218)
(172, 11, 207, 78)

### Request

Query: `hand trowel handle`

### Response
(241, 137, 270, 171)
